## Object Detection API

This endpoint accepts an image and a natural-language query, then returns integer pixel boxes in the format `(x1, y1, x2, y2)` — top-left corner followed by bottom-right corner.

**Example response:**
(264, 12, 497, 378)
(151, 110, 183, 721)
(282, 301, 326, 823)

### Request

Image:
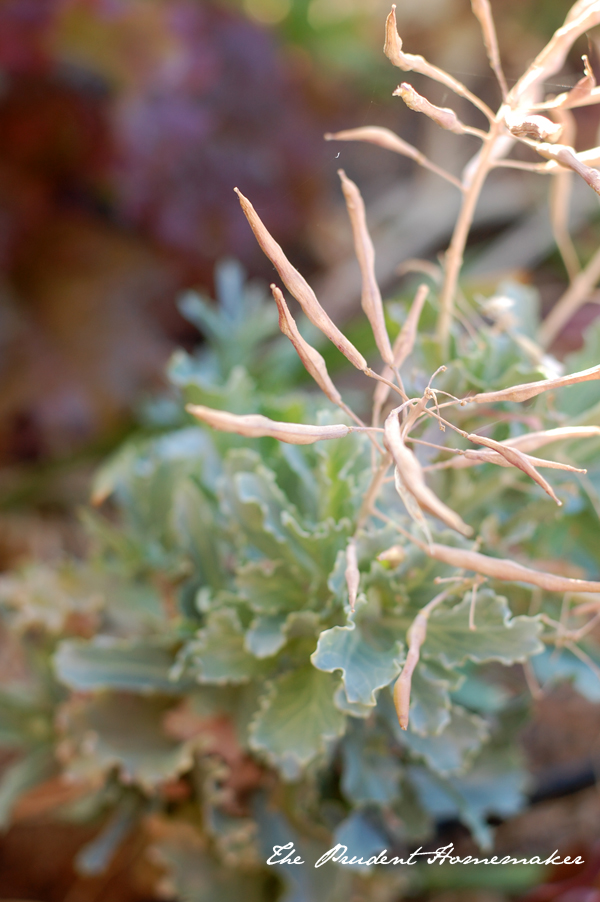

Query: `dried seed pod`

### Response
(326, 128, 463, 190)
(464, 363, 600, 404)
(467, 432, 562, 505)
(470, 0, 507, 98)
(235, 188, 367, 370)
(394, 83, 467, 134)
(377, 544, 406, 566)
(504, 426, 600, 452)
(394, 466, 433, 545)
(543, 54, 600, 109)
(426, 542, 600, 593)
(186, 405, 350, 445)
(535, 143, 600, 196)
(270, 285, 342, 406)
(504, 111, 563, 142)
(337, 170, 394, 365)
(432, 448, 586, 474)
(384, 5, 494, 120)
(384, 407, 473, 537)
(326, 126, 420, 160)
(427, 426, 599, 472)
(394, 589, 449, 730)
(510, 3, 600, 106)
(373, 284, 428, 422)
(345, 539, 360, 612)
(392, 284, 429, 370)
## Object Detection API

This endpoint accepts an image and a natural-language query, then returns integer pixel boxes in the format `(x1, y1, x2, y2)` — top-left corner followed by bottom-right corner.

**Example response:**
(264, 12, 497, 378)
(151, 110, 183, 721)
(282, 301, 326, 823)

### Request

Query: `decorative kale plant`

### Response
(1, 3, 600, 900)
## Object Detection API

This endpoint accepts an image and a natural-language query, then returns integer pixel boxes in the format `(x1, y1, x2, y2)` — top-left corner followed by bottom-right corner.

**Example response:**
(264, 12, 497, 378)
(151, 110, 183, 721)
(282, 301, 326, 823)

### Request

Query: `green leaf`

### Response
(153, 820, 271, 902)
(311, 601, 405, 706)
(333, 685, 373, 719)
(244, 614, 287, 658)
(313, 427, 370, 522)
(220, 451, 316, 572)
(407, 721, 527, 849)
(450, 667, 510, 713)
(59, 694, 192, 791)
(236, 560, 309, 615)
(341, 720, 402, 806)
(558, 319, 600, 416)
(423, 590, 544, 667)
(531, 645, 600, 702)
(409, 659, 464, 737)
(182, 608, 269, 684)
(249, 666, 345, 779)
(379, 686, 488, 776)
(54, 639, 188, 694)
(332, 811, 389, 870)
(172, 479, 224, 589)
(402, 706, 489, 775)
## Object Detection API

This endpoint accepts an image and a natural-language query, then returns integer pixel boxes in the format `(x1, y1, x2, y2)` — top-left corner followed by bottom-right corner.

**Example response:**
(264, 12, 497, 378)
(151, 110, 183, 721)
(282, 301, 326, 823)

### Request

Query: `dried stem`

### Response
(539, 244, 600, 347)
(549, 110, 580, 282)
(325, 128, 464, 191)
(384, 5, 495, 122)
(437, 119, 504, 353)
(357, 454, 393, 528)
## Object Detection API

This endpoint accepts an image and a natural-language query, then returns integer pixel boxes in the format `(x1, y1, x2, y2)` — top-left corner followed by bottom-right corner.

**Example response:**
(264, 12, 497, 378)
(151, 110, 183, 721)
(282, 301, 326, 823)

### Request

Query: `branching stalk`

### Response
(437, 118, 504, 352)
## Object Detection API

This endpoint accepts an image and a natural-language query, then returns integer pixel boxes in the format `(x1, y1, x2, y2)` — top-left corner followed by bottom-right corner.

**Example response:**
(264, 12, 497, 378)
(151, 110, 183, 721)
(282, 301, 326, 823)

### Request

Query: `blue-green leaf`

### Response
(249, 666, 345, 779)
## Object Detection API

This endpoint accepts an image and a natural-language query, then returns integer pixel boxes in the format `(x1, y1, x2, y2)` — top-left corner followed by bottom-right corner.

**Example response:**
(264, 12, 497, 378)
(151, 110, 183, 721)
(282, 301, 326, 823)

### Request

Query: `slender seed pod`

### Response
(186, 405, 350, 445)
(338, 169, 394, 365)
(345, 540, 360, 612)
(235, 188, 367, 370)
(384, 407, 473, 537)
(270, 285, 342, 405)
(394, 590, 450, 730)
(373, 284, 428, 423)
(464, 363, 600, 404)
(394, 83, 468, 134)
(426, 542, 600, 593)
(467, 433, 562, 505)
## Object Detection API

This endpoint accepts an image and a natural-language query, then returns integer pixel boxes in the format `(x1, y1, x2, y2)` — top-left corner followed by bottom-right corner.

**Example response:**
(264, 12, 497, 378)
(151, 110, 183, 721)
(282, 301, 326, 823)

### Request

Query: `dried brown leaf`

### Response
(270, 285, 342, 405)
(235, 188, 367, 370)
(186, 404, 349, 445)
(338, 170, 394, 365)
(384, 407, 473, 537)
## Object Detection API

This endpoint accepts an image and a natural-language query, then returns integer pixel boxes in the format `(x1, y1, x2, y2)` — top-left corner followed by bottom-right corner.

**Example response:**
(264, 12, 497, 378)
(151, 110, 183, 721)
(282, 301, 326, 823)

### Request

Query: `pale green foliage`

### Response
(0, 263, 598, 901)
